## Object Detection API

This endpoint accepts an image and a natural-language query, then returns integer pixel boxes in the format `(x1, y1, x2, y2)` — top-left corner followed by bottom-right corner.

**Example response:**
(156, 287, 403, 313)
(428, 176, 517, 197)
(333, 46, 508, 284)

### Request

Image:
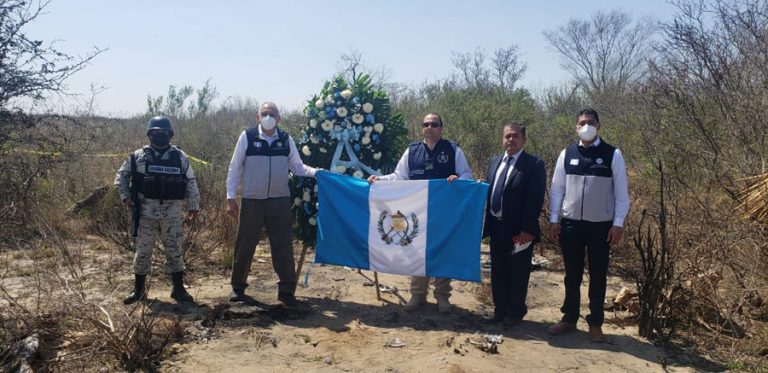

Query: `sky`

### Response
(24, 0, 679, 117)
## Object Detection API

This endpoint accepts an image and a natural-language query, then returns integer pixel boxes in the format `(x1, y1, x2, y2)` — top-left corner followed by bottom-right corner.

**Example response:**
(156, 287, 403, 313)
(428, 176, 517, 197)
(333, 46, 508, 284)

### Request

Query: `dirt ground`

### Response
(1, 239, 714, 372)
(136, 243, 705, 373)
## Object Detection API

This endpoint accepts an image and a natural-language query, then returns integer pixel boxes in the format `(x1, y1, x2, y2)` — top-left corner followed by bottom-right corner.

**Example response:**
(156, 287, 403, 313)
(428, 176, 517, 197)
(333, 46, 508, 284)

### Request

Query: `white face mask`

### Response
(260, 115, 277, 130)
(577, 124, 597, 142)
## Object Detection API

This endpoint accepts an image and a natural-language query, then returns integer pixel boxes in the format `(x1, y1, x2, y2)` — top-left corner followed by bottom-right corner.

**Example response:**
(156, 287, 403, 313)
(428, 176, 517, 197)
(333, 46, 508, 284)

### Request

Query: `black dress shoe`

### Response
(229, 289, 246, 302)
(277, 292, 298, 307)
(504, 318, 523, 328)
(483, 314, 506, 324)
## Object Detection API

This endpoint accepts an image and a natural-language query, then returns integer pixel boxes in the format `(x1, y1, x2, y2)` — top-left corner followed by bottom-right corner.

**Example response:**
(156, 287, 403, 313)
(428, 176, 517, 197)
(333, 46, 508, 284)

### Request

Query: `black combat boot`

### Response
(170, 272, 194, 303)
(123, 274, 147, 305)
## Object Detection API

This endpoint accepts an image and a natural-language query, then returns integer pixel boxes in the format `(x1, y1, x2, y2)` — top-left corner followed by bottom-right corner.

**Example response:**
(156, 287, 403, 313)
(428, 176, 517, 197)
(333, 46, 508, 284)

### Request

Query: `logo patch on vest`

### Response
(596, 158, 604, 165)
(436, 151, 449, 164)
(276, 141, 283, 147)
(147, 165, 181, 174)
(254, 142, 262, 148)
(569, 159, 579, 166)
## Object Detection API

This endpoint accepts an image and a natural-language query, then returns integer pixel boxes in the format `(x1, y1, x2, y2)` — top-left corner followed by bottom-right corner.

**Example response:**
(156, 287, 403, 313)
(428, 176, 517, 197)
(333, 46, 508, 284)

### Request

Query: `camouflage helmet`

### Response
(146, 116, 174, 135)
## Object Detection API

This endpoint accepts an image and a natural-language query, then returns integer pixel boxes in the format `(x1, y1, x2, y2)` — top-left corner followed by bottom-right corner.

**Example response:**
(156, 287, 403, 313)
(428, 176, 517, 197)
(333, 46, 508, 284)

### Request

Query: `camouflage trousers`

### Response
(133, 216, 185, 275)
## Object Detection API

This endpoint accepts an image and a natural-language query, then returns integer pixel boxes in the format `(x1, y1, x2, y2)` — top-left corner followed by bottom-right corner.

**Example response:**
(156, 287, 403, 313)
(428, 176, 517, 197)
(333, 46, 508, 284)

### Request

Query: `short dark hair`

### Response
(503, 121, 526, 138)
(426, 112, 443, 126)
(577, 108, 599, 123)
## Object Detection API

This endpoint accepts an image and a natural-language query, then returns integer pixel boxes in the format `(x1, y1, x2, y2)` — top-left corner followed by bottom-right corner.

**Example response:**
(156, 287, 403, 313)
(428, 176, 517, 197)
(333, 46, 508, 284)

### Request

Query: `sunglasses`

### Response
(422, 121, 441, 128)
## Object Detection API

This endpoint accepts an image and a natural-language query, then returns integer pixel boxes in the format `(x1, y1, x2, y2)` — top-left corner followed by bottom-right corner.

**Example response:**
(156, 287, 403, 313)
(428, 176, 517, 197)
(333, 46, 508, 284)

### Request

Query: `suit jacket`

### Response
(482, 150, 547, 243)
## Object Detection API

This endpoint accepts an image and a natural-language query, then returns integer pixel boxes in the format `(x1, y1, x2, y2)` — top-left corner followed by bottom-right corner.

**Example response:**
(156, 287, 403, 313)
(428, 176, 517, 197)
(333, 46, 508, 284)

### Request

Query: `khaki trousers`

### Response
(409, 276, 452, 301)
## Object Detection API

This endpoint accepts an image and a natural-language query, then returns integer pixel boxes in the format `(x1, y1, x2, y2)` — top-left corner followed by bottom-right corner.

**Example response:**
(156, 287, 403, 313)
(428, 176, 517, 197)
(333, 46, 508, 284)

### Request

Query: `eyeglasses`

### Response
(422, 121, 441, 128)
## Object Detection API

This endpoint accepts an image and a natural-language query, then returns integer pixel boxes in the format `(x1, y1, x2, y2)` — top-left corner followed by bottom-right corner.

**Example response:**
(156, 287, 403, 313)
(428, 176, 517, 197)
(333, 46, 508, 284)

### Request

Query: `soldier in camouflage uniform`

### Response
(114, 116, 201, 304)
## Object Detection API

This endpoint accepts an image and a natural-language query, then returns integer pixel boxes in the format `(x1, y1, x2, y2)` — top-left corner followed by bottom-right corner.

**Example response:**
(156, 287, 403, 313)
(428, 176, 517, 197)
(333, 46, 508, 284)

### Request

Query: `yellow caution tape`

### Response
(11, 149, 212, 166)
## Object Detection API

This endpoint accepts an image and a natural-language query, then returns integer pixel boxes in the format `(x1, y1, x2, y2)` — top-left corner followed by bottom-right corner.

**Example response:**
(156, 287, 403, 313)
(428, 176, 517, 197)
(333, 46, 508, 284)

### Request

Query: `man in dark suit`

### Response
(483, 122, 547, 326)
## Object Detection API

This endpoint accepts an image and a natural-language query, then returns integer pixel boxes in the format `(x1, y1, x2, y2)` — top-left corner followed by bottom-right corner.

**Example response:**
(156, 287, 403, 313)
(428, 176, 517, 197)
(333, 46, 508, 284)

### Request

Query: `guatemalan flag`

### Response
(315, 171, 489, 282)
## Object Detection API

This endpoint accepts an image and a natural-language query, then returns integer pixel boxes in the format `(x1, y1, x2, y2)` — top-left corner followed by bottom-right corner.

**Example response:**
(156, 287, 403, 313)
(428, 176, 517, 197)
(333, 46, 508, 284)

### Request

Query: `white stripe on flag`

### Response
(368, 181, 429, 276)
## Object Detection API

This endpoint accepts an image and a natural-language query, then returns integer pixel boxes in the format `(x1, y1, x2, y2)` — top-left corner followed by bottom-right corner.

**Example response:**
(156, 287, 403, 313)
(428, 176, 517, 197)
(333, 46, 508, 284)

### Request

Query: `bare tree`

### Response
(451, 48, 491, 87)
(543, 9, 657, 94)
(0, 0, 103, 238)
(335, 49, 392, 88)
(337, 49, 364, 82)
(491, 45, 528, 90)
(0, 0, 103, 105)
(451, 46, 526, 90)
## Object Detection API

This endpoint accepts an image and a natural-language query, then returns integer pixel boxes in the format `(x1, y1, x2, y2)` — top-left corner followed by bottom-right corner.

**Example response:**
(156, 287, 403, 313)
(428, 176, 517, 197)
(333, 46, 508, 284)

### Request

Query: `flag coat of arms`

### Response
(315, 172, 489, 282)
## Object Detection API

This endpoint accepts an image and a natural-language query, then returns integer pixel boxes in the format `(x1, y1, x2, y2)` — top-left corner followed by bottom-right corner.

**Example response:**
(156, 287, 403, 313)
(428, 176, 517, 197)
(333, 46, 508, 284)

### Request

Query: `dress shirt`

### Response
(489, 148, 523, 218)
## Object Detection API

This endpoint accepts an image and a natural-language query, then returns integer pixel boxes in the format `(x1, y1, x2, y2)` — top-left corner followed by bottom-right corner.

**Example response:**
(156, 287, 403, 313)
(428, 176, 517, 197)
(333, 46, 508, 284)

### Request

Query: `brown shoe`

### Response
(588, 326, 606, 343)
(547, 321, 577, 335)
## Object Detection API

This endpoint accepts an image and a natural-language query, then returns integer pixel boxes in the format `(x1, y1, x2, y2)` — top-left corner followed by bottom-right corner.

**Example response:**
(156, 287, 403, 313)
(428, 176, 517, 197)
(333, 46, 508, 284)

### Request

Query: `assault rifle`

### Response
(129, 153, 141, 240)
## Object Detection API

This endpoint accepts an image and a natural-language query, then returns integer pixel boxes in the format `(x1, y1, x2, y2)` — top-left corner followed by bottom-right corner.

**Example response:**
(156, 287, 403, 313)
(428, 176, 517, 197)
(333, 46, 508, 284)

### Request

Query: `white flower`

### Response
(314, 185, 318, 193)
(341, 89, 353, 100)
(335, 165, 347, 173)
(310, 134, 319, 144)
(353, 170, 364, 179)
(334, 125, 342, 132)
(346, 122, 352, 129)
(373, 123, 384, 133)
(373, 152, 382, 160)
(319, 111, 326, 119)
(363, 126, 373, 133)
(336, 107, 348, 117)
(361, 136, 371, 145)
(309, 119, 317, 128)
(362, 103, 374, 113)
(303, 190, 311, 202)
(325, 95, 334, 104)
(319, 147, 327, 153)
(315, 99, 324, 109)
(293, 197, 301, 207)
(321, 120, 333, 131)
(352, 113, 364, 124)
(309, 217, 317, 226)
(301, 145, 311, 156)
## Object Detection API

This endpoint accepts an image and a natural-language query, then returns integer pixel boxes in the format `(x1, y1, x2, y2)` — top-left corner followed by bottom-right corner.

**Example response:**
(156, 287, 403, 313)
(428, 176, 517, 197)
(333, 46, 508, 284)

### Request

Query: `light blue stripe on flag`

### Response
(426, 179, 488, 282)
(315, 171, 370, 269)
(315, 171, 489, 282)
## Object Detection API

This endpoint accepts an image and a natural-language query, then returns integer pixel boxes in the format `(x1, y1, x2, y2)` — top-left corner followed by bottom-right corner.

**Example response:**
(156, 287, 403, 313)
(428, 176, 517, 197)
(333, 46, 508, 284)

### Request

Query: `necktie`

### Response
(491, 156, 513, 214)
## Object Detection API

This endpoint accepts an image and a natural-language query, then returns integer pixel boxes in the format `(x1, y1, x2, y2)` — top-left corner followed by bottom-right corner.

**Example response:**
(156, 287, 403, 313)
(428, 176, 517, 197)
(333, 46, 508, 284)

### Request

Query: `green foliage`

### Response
(424, 84, 537, 175)
(291, 74, 407, 245)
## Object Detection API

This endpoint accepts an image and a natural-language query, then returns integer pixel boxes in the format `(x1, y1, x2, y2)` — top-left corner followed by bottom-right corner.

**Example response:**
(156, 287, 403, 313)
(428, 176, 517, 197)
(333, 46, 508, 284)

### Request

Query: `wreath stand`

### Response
(295, 244, 384, 301)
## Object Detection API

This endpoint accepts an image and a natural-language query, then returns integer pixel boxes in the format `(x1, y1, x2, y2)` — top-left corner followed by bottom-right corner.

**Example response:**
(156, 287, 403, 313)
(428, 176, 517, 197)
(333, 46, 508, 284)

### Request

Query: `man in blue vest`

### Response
(368, 113, 473, 313)
(226, 102, 321, 306)
(547, 108, 630, 342)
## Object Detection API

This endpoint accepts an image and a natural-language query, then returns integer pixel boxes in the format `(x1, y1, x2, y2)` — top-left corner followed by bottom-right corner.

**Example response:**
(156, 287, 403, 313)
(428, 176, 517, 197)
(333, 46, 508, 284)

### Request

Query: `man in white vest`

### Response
(547, 108, 630, 342)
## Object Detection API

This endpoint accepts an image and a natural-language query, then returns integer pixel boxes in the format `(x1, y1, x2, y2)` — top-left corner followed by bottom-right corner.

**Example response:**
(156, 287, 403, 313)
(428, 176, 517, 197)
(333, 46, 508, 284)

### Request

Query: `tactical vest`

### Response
(136, 146, 187, 201)
(407, 139, 457, 180)
(561, 139, 616, 222)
